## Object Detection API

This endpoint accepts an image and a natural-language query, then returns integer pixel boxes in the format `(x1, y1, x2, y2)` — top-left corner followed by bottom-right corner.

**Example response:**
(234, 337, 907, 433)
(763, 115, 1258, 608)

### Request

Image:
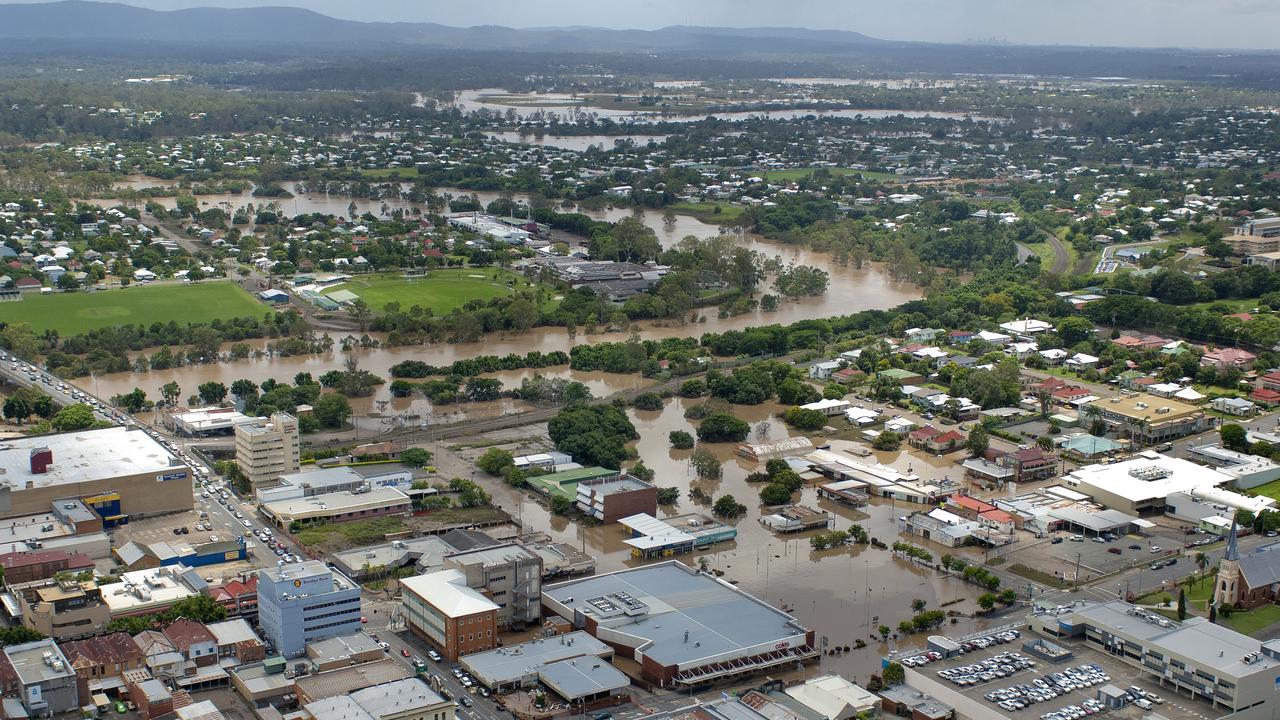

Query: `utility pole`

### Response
(1074, 553, 1082, 589)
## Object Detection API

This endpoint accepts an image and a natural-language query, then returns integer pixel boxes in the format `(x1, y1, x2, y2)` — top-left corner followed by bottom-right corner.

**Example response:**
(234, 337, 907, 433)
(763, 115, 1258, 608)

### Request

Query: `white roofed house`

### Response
(999, 318, 1053, 337)
(1064, 352, 1099, 370)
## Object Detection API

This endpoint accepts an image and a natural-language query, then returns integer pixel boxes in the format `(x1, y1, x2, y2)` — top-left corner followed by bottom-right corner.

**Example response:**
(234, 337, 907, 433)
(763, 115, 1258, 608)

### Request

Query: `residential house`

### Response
(946, 330, 975, 346)
(207, 574, 257, 619)
(59, 633, 145, 702)
(206, 619, 266, 665)
(1213, 397, 1257, 416)
(1111, 334, 1168, 351)
(809, 361, 841, 380)
(908, 426, 941, 450)
(1256, 370, 1280, 393)
(127, 677, 172, 720)
(1065, 353, 1099, 370)
(162, 619, 218, 669)
(1038, 348, 1068, 366)
(133, 630, 184, 680)
(877, 368, 925, 386)
(999, 319, 1053, 336)
(1005, 341, 1039, 360)
(904, 328, 942, 344)
(1051, 385, 1093, 405)
(923, 429, 965, 454)
(1201, 347, 1257, 369)
(1251, 387, 1280, 406)
(831, 367, 865, 385)
(976, 330, 1013, 345)
(1005, 447, 1057, 482)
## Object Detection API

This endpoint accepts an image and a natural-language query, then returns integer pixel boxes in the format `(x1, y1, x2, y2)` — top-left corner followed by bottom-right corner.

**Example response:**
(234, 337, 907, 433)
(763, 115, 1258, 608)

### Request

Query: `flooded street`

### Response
(465, 396, 997, 682)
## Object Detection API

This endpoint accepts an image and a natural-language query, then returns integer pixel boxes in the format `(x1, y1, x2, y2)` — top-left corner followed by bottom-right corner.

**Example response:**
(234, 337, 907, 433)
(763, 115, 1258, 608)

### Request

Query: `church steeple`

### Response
(1225, 516, 1241, 562)
(1215, 515, 1243, 611)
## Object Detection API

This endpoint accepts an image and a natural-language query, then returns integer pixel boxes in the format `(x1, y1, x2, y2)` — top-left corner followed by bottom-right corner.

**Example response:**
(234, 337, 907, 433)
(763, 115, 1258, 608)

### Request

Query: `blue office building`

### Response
(257, 560, 362, 658)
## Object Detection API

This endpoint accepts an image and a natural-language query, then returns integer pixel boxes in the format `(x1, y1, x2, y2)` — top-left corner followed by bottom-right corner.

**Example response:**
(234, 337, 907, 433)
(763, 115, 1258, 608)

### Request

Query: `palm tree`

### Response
(1195, 551, 1209, 585)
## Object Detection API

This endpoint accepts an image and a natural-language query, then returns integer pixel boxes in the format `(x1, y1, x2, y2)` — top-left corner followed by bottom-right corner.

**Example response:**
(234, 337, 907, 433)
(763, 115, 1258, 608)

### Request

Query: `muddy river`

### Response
(89, 184, 919, 409)
(450, 88, 999, 123)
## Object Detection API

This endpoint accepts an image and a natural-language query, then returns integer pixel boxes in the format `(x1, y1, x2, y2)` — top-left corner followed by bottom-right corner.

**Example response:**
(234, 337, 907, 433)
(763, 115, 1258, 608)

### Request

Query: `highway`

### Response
(0, 351, 116, 424)
(0, 350, 314, 570)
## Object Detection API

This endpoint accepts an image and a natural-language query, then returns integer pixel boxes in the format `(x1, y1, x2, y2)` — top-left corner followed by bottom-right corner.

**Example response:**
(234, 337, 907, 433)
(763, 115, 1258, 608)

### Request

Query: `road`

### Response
(1038, 227, 1071, 275)
(0, 353, 116, 424)
(364, 603, 507, 720)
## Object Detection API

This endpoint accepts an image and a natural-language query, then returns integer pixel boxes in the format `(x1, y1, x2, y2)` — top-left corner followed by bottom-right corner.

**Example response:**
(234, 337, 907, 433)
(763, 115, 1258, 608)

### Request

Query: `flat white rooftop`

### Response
(1065, 452, 1232, 503)
(0, 427, 183, 489)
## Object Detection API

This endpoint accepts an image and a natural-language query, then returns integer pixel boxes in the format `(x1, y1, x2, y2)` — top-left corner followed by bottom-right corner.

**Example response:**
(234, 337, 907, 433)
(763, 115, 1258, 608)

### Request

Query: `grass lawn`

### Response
(1226, 604, 1280, 635)
(1009, 563, 1071, 589)
(1250, 478, 1280, 503)
(321, 268, 534, 315)
(358, 168, 420, 180)
(1185, 576, 1216, 609)
(294, 517, 407, 551)
(0, 281, 264, 336)
(1133, 590, 1173, 606)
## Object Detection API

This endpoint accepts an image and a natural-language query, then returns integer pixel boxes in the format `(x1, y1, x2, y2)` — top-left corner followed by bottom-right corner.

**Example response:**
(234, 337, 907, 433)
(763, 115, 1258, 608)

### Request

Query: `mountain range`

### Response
(0, 1, 894, 51)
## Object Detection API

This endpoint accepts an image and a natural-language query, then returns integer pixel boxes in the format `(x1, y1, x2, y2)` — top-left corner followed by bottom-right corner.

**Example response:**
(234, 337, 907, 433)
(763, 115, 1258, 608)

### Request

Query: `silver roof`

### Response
(544, 561, 807, 668)
(461, 631, 610, 686)
(537, 658, 629, 700)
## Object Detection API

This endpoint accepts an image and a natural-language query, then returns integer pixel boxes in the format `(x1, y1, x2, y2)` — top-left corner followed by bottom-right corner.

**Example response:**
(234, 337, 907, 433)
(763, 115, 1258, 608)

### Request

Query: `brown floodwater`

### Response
(468, 396, 997, 682)
(87, 186, 919, 407)
(450, 88, 999, 123)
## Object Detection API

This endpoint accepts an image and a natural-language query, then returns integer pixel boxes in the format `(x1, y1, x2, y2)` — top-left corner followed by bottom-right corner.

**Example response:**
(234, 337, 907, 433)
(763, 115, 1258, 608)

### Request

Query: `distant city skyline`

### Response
(1, 0, 1278, 50)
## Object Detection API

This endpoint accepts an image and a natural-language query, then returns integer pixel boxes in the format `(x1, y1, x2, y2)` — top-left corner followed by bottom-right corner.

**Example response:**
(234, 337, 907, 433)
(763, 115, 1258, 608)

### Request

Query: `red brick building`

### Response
(575, 474, 657, 523)
(400, 570, 499, 661)
(0, 550, 94, 585)
(60, 632, 145, 704)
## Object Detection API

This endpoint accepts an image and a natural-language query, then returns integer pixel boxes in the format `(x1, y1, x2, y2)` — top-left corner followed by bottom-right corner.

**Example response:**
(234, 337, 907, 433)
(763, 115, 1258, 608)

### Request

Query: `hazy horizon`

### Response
(0, 0, 1278, 51)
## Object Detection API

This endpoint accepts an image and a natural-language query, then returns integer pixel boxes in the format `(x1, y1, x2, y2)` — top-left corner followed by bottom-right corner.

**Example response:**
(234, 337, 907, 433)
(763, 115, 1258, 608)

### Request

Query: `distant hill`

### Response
(0, 0, 894, 50)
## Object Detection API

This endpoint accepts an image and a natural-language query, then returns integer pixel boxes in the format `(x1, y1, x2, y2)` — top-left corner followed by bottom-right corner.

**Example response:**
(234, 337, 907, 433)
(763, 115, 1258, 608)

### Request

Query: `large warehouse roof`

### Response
(1064, 452, 1231, 503)
(543, 561, 808, 669)
(461, 631, 611, 688)
(0, 427, 184, 489)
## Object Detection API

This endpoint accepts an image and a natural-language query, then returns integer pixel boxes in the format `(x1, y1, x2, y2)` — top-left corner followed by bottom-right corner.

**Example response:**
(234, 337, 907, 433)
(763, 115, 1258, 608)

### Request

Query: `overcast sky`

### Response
(8, 0, 1280, 49)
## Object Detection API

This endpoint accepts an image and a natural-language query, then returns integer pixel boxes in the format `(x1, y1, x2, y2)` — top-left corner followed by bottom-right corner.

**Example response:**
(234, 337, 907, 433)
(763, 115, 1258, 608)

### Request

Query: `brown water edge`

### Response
(464, 396, 995, 684)
(86, 186, 919, 405)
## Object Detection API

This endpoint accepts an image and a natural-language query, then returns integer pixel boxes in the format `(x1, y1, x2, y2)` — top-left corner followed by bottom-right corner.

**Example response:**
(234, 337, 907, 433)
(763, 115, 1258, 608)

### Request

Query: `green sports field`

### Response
(320, 269, 531, 314)
(0, 281, 265, 335)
